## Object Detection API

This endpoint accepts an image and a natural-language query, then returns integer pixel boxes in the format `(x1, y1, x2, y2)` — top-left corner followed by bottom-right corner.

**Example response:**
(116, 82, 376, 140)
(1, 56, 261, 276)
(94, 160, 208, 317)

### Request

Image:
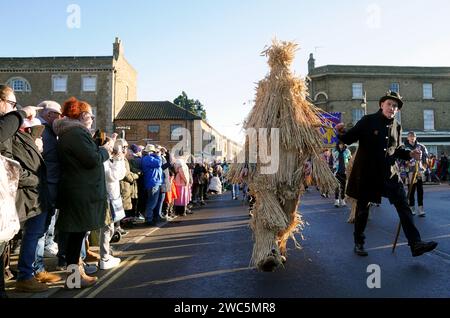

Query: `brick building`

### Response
(114, 101, 242, 162)
(307, 53, 450, 155)
(0, 37, 136, 133)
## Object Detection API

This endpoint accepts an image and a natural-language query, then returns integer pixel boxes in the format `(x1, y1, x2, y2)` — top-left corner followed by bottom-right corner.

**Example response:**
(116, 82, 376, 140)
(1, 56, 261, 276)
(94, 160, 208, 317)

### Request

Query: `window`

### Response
(82, 75, 97, 92)
(352, 83, 363, 99)
(423, 83, 433, 99)
(170, 124, 183, 141)
(7, 77, 31, 92)
(52, 75, 67, 92)
(390, 83, 399, 93)
(423, 110, 435, 130)
(126, 85, 129, 100)
(147, 125, 160, 141)
(352, 108, 365, 126)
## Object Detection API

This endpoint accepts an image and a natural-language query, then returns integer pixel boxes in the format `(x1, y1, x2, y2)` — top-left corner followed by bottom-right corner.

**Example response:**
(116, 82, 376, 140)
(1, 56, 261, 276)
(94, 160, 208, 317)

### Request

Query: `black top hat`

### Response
(379, 91, 403, 109)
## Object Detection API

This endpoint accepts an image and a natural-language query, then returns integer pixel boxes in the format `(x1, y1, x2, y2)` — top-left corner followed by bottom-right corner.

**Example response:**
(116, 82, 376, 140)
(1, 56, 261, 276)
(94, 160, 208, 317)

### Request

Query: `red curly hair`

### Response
(62, 97, 91, 119)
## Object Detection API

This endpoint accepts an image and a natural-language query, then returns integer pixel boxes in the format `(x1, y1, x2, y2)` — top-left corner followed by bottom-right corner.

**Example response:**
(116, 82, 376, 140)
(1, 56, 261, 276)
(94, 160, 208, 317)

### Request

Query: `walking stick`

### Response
(392, 161, 419, 253)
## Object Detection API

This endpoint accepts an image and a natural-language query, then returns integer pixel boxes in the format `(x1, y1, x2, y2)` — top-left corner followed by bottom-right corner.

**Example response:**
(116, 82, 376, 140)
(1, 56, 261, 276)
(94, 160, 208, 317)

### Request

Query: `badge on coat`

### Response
(373, 130, 379, 135)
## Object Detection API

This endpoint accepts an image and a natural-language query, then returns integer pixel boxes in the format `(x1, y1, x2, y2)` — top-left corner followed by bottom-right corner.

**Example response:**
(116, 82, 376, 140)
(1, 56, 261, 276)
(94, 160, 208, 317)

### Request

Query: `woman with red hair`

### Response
(53, 97, 113, 288)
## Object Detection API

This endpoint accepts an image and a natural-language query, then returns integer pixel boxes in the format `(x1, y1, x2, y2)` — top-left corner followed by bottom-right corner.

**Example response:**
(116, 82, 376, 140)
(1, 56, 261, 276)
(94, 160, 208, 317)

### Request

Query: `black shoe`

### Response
(411, 241, 438, 257)
(144, 221, 156, 227)
(259, 256, 279, 272)
(258, 249, 282, 272)
(354, 244, 368, 256)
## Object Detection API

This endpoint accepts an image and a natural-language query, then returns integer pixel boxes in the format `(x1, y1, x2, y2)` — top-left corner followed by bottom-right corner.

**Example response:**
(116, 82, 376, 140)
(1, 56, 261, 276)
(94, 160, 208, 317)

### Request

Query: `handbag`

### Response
(0, 155, 21, 243)
(110, 196, 125, 223)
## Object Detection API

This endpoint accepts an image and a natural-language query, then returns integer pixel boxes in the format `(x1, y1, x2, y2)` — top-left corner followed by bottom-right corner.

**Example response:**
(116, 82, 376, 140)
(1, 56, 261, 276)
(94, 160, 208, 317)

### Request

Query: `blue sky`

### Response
(4, 0, 450, 142)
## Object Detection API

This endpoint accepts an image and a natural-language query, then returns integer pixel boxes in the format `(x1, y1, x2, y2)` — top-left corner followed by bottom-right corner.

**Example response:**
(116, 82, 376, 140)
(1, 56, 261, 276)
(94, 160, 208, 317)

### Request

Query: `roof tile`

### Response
(115, 101, 202, 120)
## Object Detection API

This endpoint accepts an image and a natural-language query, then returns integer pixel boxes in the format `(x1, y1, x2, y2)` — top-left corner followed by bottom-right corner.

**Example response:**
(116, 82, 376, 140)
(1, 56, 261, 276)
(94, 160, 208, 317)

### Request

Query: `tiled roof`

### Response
(309, 65, 450, 77)
(115, 101, 202, 120)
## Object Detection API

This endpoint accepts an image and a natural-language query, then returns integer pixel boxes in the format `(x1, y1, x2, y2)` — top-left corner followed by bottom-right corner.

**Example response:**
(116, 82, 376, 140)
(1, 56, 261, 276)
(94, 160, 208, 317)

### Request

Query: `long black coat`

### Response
(339, 110, 411, 203)
(53, 119, 109, 233)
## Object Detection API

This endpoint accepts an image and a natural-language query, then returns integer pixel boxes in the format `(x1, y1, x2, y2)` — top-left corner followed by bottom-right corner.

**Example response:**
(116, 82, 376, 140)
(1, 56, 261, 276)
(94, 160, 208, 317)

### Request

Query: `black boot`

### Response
(354, 243, 368, 256)
(411, 241, 438, 257)
(258, 249, 282, 272)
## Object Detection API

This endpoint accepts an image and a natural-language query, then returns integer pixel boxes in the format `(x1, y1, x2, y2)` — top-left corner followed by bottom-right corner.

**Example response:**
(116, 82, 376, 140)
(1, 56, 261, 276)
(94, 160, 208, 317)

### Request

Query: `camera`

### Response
(93, 129, 106, 146)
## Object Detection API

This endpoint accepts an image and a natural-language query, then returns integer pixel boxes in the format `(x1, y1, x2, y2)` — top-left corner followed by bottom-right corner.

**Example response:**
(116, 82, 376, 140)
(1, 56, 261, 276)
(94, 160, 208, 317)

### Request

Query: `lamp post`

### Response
(361, 90, 367, 115)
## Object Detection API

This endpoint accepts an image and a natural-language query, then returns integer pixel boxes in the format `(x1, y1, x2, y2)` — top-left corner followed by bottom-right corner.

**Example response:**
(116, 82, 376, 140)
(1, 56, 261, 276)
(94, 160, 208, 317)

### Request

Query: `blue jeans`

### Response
(155, 192, 166, 221)
(232, 184, 240, 198)
(145, 185, 161, 222)
(17, 211, 48, 281)
(34, 236, 46, 273)
(34, 211, 57, 273)
(80, 232, 89, 260)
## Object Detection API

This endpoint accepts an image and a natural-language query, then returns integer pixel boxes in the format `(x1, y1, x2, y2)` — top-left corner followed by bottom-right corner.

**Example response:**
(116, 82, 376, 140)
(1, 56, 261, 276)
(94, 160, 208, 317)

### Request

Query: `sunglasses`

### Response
(5, 100, 22, 110)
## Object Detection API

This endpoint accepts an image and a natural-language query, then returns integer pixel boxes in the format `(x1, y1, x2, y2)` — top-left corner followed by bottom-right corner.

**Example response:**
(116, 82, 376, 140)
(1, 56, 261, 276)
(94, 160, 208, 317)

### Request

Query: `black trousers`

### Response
(409, 178, 424, 206)
(335, 173, 346, 200)
(65, 232, 86, 266)
(0, 243, 6, 295)
(354, 180, 421, 246)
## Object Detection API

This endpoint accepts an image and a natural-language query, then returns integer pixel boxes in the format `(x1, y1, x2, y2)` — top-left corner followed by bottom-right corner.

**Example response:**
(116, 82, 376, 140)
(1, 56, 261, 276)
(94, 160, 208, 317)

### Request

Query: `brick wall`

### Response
(0, 69, 112, 130)
(112, 56, 137, 121)
(310, 74, 450, 132)
(114, 119, 194, 149)
(0, 38, 138, 133)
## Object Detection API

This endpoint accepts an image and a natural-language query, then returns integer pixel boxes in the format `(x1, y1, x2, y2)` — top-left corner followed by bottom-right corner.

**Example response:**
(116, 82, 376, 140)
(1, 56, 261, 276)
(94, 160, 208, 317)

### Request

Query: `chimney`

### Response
(308, 53, 315, 74)
(113, 37, 123, 60)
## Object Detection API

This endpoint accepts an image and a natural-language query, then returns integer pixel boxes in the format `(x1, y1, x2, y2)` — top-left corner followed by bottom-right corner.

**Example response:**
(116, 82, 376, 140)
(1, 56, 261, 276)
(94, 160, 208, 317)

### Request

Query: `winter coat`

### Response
(128, 155, 142, 200)
(339, 110, 411, 203)
(141, 153, 162, 189)
(104, 157, 126, 223)
(164, 177, 178, 204)
(331, 148, 352, 175)
(160, 153, 172, 193)
(37, 116, 60, 206)
(12, 131, 49, 225)
(120, 159, 138, 211)
(53, 118, 109, 232)
(174, 161, 190, 187)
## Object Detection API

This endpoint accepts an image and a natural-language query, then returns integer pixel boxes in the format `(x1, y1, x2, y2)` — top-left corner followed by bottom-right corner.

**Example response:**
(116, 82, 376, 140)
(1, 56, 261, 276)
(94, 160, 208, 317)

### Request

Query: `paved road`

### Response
(10, 184, 450, 298)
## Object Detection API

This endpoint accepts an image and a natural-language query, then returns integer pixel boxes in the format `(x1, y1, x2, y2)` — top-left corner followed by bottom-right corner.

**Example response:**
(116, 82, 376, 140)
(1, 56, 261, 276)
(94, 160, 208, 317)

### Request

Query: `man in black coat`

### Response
(336, 91, 438, 257)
